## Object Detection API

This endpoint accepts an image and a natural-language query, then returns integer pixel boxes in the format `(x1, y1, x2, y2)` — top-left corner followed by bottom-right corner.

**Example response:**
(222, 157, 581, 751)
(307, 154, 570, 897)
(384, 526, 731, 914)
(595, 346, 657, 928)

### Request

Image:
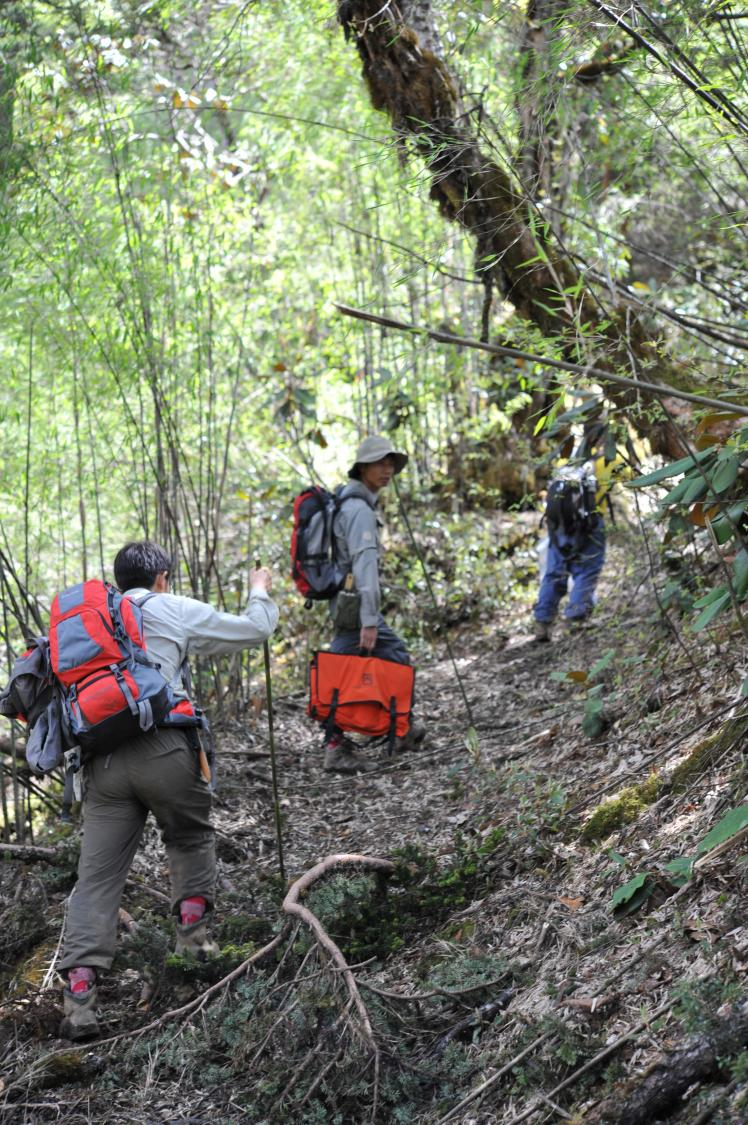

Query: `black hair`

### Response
(113, 541, 173, 592)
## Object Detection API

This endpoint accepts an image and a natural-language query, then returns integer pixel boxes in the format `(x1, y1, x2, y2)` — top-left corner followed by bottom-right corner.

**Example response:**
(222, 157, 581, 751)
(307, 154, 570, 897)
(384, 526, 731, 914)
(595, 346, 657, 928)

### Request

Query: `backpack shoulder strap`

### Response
(127, 591, 159, 608)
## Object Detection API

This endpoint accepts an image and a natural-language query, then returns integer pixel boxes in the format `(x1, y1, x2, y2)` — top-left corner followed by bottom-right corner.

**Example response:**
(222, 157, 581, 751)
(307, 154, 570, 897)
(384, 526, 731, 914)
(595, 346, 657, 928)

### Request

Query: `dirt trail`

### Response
(3, 530, 748, 1123)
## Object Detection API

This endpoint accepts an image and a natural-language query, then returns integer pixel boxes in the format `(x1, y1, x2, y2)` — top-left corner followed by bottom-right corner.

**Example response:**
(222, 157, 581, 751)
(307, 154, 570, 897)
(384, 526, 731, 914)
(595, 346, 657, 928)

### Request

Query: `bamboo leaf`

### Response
(709, 456, 740, 494)
(734, 549, 748, 600)
(696, 805, 748, 856)
(691, 590, 731, 631)
(628, 449, 714, 488)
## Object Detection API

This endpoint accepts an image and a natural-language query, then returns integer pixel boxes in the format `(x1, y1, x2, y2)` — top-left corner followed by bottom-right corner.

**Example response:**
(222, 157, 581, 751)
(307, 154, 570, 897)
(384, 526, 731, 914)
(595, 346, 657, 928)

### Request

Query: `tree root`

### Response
(282, 852, 395, 1118)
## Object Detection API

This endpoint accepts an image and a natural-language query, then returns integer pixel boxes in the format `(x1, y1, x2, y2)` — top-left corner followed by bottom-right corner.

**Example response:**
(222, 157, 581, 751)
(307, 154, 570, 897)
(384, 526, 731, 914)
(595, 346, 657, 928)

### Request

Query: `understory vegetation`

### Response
(2, 1, 748, 1122)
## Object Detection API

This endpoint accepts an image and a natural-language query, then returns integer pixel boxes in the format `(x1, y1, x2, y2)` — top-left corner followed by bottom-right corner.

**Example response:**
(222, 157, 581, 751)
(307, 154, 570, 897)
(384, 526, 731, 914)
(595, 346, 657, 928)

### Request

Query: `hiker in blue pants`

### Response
(534, 515, 606, 639)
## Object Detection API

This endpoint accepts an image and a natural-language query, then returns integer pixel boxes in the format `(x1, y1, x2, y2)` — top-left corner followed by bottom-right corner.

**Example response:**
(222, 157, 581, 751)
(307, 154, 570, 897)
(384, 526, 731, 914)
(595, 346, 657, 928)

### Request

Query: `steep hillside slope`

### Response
(1, 523, 747, 1124)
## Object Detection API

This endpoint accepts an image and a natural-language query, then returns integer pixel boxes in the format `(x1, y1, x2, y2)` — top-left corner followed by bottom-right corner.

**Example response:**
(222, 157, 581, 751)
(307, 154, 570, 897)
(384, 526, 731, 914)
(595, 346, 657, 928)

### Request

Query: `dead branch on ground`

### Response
(588, 998, 748, 1125)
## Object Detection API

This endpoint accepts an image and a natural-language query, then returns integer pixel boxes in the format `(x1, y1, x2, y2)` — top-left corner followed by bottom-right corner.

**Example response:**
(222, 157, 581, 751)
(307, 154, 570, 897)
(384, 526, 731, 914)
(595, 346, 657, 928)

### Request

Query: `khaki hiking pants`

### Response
(60, 727, 215, 974)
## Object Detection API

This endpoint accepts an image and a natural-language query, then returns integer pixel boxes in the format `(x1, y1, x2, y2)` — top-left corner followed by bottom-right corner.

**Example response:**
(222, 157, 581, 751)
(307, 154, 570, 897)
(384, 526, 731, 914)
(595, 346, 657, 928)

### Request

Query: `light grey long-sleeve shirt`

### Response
(332, 481, 383, 627)
(124, 586, 279, 692)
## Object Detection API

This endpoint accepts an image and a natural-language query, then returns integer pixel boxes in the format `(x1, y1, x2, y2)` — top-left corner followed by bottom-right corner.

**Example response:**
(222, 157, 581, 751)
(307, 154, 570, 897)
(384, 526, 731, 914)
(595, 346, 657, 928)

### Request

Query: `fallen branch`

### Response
(0, 841, 57, 860)
(435, 1031, 554, 1124)
(507, 999, 673, 1124)
(0, 842, 171, 906)
(693, 823, 748, 871)
(282, 853, 394, 1050)
(587, 999, 748, 1125)
(334, 304, 748, 417)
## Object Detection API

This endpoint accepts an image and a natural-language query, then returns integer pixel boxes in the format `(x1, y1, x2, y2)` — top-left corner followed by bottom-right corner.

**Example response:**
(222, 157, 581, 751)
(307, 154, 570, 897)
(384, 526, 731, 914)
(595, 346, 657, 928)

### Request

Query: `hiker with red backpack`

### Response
(292, 435, 425, 772)
(55, 541, 278, 1040)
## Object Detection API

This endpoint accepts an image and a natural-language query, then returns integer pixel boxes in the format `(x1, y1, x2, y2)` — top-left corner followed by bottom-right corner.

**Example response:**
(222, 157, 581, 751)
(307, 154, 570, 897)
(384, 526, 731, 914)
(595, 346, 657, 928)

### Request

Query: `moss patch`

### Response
(580, 773, 661, 842)
(670, 715, 748, 791)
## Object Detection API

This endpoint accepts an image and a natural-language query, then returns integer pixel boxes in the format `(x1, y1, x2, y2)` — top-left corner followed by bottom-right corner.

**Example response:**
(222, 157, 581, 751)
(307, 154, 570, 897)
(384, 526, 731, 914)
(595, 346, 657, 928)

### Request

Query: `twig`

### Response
(358, 969, 513, 1005)
(274, 1002, 353, 1109)
(504, 999, 673, 1124)
(297, 1045, 345, 1108)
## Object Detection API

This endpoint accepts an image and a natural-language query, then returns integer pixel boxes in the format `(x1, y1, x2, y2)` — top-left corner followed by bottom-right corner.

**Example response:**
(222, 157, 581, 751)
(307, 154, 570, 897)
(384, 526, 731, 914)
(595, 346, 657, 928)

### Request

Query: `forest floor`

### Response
(2, 518, 748, 1124)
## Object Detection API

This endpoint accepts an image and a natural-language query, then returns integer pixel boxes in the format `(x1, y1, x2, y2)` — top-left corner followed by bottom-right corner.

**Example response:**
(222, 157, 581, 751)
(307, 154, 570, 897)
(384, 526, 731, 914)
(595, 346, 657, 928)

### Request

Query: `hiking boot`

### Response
(59, 985, 100, 1041)
(174, 919, 220, 960)
(564, 614, 592, 631)
(395, 721, 427, 752)
(323, 739, 371, 773)
(533, 620, 552, 642)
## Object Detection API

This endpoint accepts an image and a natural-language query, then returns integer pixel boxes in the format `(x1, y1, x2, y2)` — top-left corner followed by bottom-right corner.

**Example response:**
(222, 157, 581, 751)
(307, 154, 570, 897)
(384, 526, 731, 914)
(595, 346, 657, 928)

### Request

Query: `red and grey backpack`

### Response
(49, 580, 178, 755)
(1, 580, 206, 777)
(291, 486, 351, 604)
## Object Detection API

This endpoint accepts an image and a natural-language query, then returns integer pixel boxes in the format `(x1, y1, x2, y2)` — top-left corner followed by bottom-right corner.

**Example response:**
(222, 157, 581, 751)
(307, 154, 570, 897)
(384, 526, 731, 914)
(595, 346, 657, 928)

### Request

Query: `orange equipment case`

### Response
(308, 651, 414, 750)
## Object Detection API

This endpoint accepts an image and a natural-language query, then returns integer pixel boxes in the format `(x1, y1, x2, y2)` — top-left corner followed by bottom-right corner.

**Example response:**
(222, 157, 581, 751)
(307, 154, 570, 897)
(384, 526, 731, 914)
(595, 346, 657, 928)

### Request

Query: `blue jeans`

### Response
(534, 517, 606, 623)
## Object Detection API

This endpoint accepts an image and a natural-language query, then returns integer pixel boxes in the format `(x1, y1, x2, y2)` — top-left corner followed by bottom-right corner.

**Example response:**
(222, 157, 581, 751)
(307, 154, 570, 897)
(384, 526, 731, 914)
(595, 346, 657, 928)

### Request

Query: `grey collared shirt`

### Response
(332, 481, 383, 627)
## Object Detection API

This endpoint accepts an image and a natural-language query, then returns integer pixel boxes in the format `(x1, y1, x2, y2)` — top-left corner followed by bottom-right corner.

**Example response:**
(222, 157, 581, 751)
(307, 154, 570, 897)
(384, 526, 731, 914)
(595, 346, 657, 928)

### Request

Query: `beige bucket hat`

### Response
(348, 434, 408, 478)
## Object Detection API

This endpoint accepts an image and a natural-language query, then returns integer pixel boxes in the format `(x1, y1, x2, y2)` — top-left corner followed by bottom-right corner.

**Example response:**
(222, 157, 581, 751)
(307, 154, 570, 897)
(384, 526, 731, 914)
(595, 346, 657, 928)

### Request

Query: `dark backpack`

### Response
(545, 464, 598, 554)
(291, 486, 351, 603)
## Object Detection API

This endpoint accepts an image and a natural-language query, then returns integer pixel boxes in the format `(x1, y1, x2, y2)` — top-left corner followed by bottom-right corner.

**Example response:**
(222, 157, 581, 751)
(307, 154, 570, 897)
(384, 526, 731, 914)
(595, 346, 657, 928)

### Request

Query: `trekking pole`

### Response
(392, 480, 479, 754)
(255, 559, 286, 885)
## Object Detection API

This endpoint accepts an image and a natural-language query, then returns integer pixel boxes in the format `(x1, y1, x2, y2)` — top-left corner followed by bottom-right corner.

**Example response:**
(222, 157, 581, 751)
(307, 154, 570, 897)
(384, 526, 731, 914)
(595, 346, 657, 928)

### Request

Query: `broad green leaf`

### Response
(464, 726, 480, 758)
(664, 856, 694, 886)
(628, 449, 714, 488)
(611, 872, 648, 909)
(710, 455, 740, 494)
(734, 549, 748, 600)
(691, 590, 731, 631)
(696, 805, 748, 855)
(611, 872, 655, 917)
